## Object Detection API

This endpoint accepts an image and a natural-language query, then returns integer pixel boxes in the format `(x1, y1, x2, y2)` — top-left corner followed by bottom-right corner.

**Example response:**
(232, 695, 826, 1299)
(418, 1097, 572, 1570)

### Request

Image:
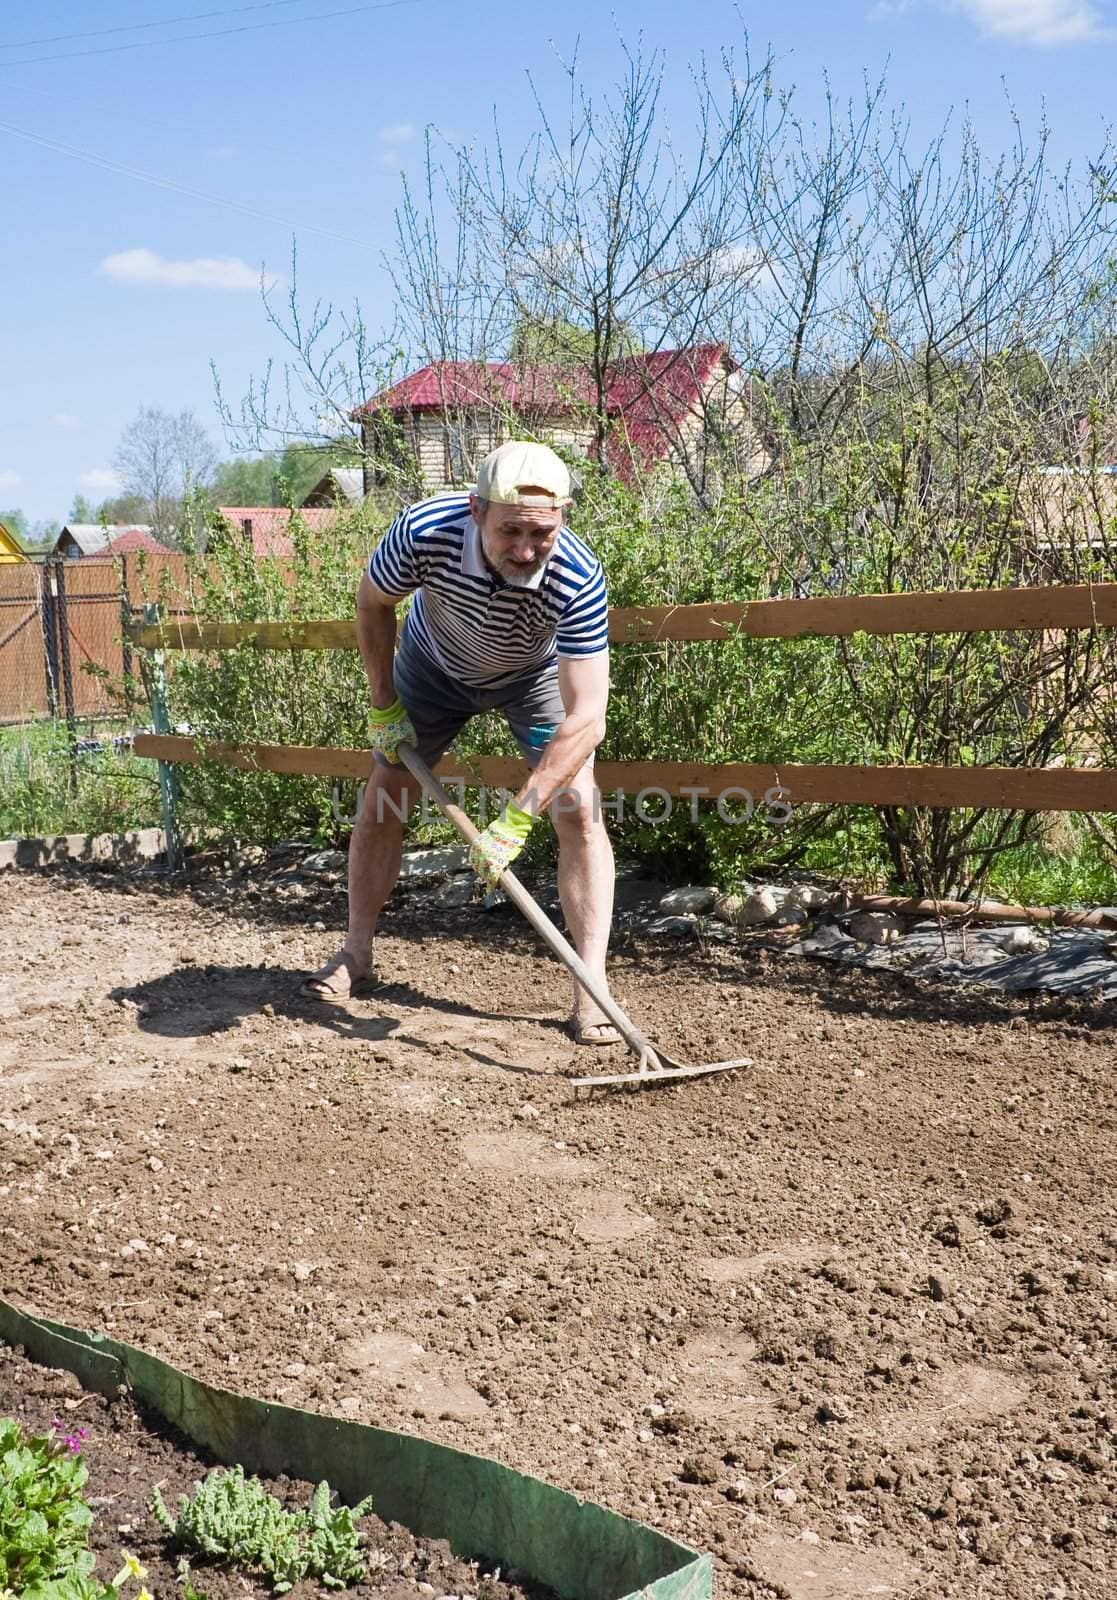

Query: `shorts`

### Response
(383, 636, 586, 772)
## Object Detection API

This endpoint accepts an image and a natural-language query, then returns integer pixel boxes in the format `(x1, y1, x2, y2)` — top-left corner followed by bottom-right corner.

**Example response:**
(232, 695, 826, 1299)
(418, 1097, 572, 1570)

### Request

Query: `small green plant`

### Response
(0, 1416, 152, 1600)
(151, 1465, 374, 1593)
(0, 1416, 95, 1592)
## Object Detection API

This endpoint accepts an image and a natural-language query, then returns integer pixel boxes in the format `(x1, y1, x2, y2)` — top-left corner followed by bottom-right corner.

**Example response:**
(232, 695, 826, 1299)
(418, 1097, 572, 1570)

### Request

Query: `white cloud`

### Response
(947, 0, 1107, 41)
(100, 248, 281, 292)
(78, 468, 122, 495)
(378, 122, 415, 145)
(50, 411, 79, 429)
(0, 469, 20, 490)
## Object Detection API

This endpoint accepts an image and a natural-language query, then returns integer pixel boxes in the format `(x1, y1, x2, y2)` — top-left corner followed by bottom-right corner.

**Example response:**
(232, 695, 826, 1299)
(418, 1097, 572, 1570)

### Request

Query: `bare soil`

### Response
(1, 1341, 550, 1599)
(1, 858, 1115, 1600)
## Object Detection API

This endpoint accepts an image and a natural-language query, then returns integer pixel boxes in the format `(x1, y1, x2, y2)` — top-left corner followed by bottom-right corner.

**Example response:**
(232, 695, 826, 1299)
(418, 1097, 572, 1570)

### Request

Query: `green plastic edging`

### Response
(0, 1298, 710, 1600)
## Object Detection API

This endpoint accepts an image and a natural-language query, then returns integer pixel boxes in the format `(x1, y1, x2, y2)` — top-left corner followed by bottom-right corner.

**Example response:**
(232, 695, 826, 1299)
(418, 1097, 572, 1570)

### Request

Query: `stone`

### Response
(996, 926, 1048, 956)
(659, 886, 717, 915)
(398, 845, 469, 880)
(434, 879, 475, 909)
(645, 915, 698, 938)
(737, 889, 779, 926)
(713, 894, 744, 923)
(302, 850, 347, 875)
(927, 1272, 951, 1302)
(816, 1395, 852, 1423)
(848, 911, 905, 945)
(785, 884, 833, 912)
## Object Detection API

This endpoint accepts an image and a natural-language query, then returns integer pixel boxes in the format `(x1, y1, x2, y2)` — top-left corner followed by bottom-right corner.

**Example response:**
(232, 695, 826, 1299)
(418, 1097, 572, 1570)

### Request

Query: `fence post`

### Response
(53, 561, 79, 791)
(138, 602, 182, 872)
(119, 554, 135, 721)
(39, 562, 60, 720)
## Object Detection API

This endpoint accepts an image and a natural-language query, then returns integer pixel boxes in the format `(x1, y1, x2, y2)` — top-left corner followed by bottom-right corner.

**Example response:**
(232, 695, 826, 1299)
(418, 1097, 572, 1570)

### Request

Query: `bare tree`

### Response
(113, 406, 217, 537)
(389, 39, 779, 475)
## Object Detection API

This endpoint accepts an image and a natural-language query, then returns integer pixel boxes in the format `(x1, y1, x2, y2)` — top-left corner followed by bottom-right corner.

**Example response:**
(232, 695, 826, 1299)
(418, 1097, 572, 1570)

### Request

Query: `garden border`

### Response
(0, 1296, 710, 1600)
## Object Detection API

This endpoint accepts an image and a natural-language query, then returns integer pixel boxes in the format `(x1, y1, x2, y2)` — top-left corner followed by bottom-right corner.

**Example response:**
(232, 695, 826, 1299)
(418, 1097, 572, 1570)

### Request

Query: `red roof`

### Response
(356, 344, 729, 444)
(359, 361, 595, 416)
(105, 528, 167, 555)
(216, 506, 341, 559)
(604, 347, 733, 479)
(354, 345, 735, 484)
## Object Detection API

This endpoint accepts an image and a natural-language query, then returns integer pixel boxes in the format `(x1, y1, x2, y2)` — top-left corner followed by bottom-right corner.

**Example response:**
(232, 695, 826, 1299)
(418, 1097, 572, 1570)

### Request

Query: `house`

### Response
(0, 519, 27, 564)
(301, 467, 365, 508)
(212, 506, 341, 560)
(104, 528, 168, 556)
(351, 344, 769, 497)
(48, 523, 156, 560)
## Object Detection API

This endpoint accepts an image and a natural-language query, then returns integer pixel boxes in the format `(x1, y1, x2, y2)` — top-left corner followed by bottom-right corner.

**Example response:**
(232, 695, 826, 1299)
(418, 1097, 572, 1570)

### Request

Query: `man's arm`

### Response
(356, 572, 403, 709)
(518, 652, 609, 816)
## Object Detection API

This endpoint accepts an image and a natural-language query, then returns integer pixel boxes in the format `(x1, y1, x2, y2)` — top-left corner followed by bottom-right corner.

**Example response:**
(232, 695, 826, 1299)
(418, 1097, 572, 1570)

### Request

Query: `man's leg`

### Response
(303, 763, 416, 998)
(550, 765, 618, 1041)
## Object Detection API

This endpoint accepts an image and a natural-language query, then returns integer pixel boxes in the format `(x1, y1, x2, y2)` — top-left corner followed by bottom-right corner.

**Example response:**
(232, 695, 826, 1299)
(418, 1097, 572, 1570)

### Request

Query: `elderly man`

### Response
(304, 440, 619, 1045)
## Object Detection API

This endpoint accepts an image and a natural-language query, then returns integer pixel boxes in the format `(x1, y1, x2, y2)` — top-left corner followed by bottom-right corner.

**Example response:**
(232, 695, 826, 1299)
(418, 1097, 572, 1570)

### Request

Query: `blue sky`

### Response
(2, 0, 1116, 525)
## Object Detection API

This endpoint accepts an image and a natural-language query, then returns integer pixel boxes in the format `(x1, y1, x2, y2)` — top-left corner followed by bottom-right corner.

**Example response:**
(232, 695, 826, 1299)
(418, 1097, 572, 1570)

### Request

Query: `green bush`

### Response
(134, 465, 1117, 903)
(0, 725, 160, 841)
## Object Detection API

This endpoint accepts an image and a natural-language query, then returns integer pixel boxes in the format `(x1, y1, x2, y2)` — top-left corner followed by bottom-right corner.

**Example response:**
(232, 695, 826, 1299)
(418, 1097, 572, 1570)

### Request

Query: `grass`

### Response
(0, 720, 162, 841)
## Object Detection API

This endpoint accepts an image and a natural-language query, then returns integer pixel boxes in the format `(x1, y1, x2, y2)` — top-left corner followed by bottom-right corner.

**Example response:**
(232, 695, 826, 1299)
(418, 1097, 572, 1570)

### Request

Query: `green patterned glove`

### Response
(368, 696, 417, 765)
(468, 801, 535, 888)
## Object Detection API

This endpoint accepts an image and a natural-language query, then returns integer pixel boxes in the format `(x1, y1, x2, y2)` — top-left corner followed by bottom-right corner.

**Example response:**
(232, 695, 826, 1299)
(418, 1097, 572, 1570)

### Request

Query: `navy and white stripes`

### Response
(368, 494, 609, 687)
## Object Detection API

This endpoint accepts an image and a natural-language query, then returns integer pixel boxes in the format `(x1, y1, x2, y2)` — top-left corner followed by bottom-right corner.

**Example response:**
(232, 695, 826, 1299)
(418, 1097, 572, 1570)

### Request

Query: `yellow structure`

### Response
(0, 519, 28, 563)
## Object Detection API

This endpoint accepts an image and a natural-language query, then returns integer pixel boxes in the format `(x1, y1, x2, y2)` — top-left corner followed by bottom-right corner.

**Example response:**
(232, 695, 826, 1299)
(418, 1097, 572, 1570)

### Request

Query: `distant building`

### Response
(351, 343, 770, 498)
(212, 506, 341, 559)
(301, 467, 365, 508)
(104, 528, 169, 556)
(0, 519, 27, 564)
(48, 523, 157, 560)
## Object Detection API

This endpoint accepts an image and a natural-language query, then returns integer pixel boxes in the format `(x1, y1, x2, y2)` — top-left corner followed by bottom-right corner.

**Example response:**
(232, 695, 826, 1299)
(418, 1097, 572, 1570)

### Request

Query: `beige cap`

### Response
(476, 440, 571, 508)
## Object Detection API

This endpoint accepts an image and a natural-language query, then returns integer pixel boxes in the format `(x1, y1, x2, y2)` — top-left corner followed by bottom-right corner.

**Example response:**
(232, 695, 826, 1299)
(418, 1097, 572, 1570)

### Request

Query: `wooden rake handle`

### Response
(394, 745, 654, 1060)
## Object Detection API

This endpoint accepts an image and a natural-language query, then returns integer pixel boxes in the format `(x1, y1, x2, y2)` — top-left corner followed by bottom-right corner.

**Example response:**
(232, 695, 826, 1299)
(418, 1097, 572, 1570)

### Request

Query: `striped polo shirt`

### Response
(367, 493, 609, 686)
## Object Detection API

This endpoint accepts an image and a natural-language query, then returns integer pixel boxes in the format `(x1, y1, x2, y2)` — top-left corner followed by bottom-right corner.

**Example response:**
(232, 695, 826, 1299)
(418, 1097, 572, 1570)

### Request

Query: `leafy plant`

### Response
(0, 1416, 96, 1593)
(151, 1465, 374, 1593)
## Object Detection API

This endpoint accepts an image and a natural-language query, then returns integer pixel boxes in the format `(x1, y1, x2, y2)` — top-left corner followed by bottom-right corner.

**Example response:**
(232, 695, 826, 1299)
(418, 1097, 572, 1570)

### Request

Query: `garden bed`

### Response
(2, 860, 1116, 1598)
(2, 1341, 552, 1600)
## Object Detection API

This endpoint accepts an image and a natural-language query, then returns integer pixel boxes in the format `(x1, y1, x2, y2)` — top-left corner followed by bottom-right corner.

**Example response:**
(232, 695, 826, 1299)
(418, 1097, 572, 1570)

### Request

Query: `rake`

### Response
(396, 745, 753, 1090)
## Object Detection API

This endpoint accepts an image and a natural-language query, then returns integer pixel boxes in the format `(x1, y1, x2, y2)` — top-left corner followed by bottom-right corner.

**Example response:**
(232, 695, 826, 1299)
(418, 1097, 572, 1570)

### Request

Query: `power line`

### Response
(0, 0, 312, 52)
(0, 0, 417, 69)
(0, 74, 352, 168)
(0, 117, 375, 248)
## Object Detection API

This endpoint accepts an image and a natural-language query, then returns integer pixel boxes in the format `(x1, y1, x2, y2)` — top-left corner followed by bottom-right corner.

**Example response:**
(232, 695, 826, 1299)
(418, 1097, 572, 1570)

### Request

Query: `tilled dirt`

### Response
(1, 860, 1115, 1600)
(1, 1342, 550, 1599)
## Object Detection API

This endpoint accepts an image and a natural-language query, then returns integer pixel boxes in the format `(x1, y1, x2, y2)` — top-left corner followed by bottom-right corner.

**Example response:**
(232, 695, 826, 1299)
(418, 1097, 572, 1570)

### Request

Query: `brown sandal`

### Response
(300, 950, 376, 1001)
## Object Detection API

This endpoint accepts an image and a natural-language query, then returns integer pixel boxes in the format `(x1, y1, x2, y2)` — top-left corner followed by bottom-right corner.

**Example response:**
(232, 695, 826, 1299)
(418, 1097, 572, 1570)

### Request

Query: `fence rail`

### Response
(133, 735, 1117, 812)
(130, 578, 1117, 817)
(131, 580, 1117, 651)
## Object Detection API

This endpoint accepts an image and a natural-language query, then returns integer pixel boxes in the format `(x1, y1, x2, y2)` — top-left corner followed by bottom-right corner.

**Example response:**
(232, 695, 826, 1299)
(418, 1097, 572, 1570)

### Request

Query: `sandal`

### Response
(568, 1018, 623, 1046)
(300, 950, 376, 1001)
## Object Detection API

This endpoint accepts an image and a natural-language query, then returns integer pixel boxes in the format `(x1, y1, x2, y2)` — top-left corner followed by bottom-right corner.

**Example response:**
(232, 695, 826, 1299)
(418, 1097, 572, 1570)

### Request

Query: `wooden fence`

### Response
(132, 580, 1117, 814)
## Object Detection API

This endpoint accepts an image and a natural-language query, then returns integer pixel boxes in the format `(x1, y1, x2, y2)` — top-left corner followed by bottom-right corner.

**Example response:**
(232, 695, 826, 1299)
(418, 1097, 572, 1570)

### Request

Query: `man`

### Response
(303, 440, 620, 1045)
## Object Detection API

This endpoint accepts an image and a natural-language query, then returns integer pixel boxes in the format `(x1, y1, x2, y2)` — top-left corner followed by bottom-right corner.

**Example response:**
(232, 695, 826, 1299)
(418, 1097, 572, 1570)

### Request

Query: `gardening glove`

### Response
(468, 801, 535, 889)
(368, 696, 416, 765)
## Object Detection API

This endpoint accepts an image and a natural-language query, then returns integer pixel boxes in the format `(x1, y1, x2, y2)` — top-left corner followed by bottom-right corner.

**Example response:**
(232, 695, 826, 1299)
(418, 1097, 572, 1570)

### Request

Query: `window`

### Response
(444, 417, 479, 486)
